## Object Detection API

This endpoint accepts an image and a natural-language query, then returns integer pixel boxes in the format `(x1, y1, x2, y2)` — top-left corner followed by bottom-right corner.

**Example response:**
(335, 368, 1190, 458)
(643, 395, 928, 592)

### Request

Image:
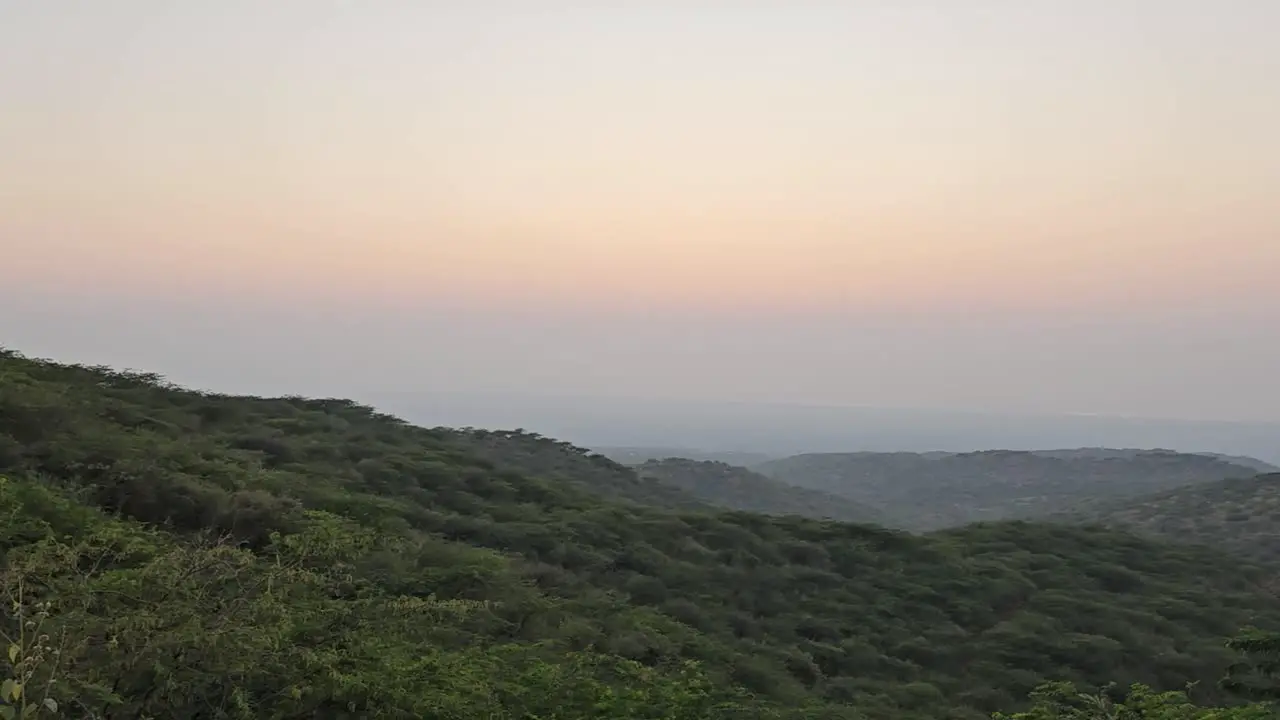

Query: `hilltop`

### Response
(1197, 453, 1280, 474)
(757, 449, 1264, 531)
(635, 457, 884, 524)
(1032, 447, 1277, 473)
(450, 428, 715, 512)
(1063, 473, 1280, 567)
(2, 348, 1279, 718)
(594, 446, 778, 467)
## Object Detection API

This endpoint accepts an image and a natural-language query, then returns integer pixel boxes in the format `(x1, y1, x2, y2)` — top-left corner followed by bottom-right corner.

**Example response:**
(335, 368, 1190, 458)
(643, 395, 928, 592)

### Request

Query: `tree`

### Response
(994, 681, 1274, 719)
(1223, 630, 1280, 702)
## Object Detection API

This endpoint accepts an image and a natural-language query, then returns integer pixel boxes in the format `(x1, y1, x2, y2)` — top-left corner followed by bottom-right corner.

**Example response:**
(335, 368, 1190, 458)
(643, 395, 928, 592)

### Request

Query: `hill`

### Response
(635, 458, 884, 524)
(370, 391, 1280, 466)
(756, 450, 1264, 531)
(594, 446, 778, 467)
(1031, 447, 1278, 473)
(3, 348, 1280, 718)
(452, 428, 715, 512)
(1063, 473, 1280, 567)
(1197, 453, 1280, 474)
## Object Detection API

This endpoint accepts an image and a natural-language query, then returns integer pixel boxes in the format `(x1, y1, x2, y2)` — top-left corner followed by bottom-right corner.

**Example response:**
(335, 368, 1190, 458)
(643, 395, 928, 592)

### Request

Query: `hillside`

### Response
(1198, 453, 1280, 474)
(3, 348, 1280, 718)
(636, 458, 884, 524)
(757, 450, 1263, 531)
(453, 429, 714, 512)
(594, 446, 778, 467)
(1032, 448, 1278, 473)
(1064, 473, 1280, 567)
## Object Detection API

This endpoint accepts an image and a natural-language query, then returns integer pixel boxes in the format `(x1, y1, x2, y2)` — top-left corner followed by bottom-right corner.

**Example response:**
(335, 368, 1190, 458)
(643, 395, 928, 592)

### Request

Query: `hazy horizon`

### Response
(361, 389, 1280, 464)
(4, 2, 1279, 424)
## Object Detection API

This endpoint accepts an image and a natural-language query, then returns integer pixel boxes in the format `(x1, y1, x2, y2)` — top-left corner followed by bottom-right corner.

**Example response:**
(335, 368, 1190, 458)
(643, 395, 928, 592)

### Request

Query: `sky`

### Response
(2, 1, 1279, 422)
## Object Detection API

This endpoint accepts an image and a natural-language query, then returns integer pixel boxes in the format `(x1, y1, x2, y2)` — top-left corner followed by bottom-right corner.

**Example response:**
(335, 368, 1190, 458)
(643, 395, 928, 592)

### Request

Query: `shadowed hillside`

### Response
(756, 450, 1265, 531)
(1034, 447, 1277, 473)
(452, 428, 715, 512)
(3, 347, 1279, 718)
(1064, 473, 1280, 567)
(636, 457, 884, 524)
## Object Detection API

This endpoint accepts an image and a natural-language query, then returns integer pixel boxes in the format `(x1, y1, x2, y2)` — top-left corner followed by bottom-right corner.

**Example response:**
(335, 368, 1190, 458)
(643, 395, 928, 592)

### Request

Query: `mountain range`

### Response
(752, 449, 1266, 531)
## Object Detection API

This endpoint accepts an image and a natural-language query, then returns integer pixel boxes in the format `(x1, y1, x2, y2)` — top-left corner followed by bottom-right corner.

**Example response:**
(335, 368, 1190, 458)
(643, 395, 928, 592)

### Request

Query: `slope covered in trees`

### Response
(451, 428, 714, 512)
(756, 450, 1263, 531)
(0, 474, 768, 719)
(1062, 473, 1280, 567)
(1031, 449, 1274, 471)
(636, 458, 884, 524)
(3, 348, 1280, 718)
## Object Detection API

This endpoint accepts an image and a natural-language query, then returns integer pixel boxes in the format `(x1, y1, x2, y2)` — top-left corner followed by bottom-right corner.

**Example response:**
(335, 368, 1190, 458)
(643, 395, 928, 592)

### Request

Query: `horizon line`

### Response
(363, 388, 1280, 427)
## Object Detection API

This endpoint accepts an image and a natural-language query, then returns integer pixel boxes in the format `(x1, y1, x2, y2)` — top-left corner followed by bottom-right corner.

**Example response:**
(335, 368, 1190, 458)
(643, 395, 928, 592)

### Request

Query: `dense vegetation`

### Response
(3, 348, 1280, 718)
(452, 429, 714, 513)
(756, 450, 1264, 531)
(636, 458, 883, 524)
(1063, 474, 1280, 567)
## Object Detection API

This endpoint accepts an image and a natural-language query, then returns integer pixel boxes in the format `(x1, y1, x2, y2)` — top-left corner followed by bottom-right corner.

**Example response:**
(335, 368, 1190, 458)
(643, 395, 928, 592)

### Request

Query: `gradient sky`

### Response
(2, 1, 1278, 421)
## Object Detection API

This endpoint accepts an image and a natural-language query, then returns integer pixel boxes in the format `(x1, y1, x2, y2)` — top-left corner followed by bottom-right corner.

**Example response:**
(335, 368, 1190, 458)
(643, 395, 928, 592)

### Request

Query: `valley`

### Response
(2, 348, 1279, 718)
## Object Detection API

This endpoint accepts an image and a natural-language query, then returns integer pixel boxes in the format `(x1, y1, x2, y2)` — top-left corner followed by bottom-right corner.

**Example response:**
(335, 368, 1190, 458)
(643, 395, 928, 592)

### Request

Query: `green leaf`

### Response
(5, 645, 15, 665)
(0, 705, 14, 720)
(0, 680, 14, 702)
(41, 698, 57, 713)
(19, 706, 35, 720)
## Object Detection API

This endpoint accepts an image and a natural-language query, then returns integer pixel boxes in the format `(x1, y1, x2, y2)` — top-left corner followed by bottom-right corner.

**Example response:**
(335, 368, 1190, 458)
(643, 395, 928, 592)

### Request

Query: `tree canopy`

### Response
(2, 348, 1279, 718)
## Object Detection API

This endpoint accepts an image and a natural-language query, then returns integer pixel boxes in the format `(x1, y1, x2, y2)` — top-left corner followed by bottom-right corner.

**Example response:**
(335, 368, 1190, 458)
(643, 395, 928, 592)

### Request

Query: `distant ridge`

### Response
(757, 449, 1264, 531)
(593, 446, 779, 467)
(1029, 447, 1278, 472)
(1195, 452, 1280, 474)
(368, 390, 1280, 464)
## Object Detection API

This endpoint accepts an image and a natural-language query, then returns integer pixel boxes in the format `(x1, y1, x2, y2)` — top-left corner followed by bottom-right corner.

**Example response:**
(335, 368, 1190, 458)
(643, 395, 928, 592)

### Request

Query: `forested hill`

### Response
(3, 348, 1280, 718)
(756, 450, 1264, 531)
(451, 428, 714, 512)
(1063, 473, 1280, 567)
(1031, 448, 1275, 470)
(636, 457, 884, 524)
(1198, 453, 1280, 474)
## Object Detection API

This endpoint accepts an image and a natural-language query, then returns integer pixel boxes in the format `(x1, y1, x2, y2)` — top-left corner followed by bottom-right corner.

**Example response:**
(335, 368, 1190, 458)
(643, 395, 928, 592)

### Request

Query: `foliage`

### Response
(994, 681, 1276, 719)
(756, 450, 1263, 531)
(3, 348, 1280, 718)
(1063, 475, 1280, 567)
(457, 429, 715, 512)
(636, 458, 883, 524)
(1222, 630, 1280, 701)
(0, 477, 770, 719)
